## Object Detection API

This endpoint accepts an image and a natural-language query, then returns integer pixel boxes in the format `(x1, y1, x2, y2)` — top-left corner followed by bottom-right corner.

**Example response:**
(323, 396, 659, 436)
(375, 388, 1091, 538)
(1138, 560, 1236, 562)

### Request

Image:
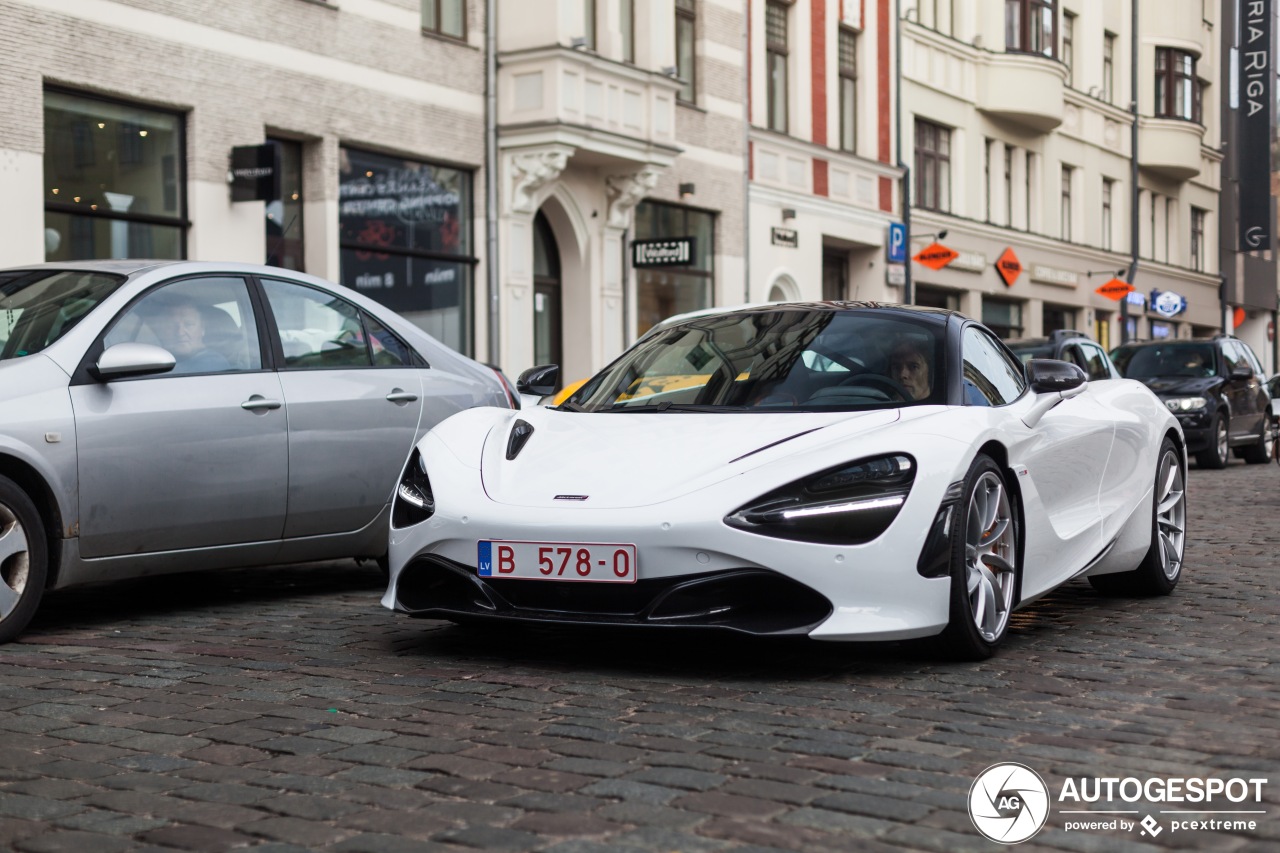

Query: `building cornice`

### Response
(749, 129, 903, 181)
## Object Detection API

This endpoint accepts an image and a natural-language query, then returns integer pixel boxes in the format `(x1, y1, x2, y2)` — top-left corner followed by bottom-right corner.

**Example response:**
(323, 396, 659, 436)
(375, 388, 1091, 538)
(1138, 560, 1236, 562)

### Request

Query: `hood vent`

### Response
(506, 419, 535, 460)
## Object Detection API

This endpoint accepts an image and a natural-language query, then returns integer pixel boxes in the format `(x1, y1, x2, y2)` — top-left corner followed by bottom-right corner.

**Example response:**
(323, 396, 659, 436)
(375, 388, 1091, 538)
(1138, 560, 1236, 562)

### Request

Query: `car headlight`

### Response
(1165, 396, 1208, 412)
(392, 449, 435, 529)
(725, 454, 914, 545)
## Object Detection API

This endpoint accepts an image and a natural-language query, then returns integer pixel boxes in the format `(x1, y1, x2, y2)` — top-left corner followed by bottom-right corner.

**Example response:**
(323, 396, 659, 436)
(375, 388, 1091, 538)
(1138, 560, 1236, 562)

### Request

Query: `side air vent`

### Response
(506, 419, 535, 460)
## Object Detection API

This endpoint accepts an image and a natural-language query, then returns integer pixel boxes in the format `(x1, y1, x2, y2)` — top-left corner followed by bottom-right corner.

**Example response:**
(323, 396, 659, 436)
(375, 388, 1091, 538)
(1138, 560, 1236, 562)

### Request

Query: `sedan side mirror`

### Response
(94, 342, 176, 381)
(517, 364, 559, 398)
(1026, 359, 1087, 394)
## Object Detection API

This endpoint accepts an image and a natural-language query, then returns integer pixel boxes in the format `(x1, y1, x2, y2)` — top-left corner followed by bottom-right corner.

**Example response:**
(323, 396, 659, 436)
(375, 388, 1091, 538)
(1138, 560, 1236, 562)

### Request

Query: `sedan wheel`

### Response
(0, 477, 48, 645)
(938, 455, 1019, 659)
(1241, 420, 1275, 465)
(1090, 438, 1185, 596)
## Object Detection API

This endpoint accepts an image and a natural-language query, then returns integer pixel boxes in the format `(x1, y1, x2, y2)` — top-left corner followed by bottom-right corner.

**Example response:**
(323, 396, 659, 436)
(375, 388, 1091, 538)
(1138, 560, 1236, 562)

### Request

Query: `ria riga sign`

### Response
(633, 238, 696, 268)
(1237, 0, 1272, 251)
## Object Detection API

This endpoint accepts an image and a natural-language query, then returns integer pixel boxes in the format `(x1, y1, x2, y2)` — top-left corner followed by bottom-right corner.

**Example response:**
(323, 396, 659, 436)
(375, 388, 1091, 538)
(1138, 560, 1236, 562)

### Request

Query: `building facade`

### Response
(901, 0, 1224, 351)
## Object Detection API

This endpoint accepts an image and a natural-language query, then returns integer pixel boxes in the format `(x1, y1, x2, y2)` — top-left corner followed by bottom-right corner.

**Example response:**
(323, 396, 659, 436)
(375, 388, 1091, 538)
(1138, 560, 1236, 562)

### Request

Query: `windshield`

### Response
(566, 310, 946, 412)
(1111, 343, 1218, 378)
(1, 270, 126, 361)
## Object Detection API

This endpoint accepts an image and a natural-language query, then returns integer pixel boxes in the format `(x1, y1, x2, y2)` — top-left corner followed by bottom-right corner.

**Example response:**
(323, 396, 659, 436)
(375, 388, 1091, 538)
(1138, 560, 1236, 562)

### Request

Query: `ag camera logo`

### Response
(969, 763, 1051, 844)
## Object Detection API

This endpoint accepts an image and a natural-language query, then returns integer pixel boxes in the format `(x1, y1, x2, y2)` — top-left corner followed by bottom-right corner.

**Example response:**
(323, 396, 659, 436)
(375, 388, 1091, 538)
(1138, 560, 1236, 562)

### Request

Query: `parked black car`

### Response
(1007, 329, 1119, 381)
(1111, 336, 1274, 468)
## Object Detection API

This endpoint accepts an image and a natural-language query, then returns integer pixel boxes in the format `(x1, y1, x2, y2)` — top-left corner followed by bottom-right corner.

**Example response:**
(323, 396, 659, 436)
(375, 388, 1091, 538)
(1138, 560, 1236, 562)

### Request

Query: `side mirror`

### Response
(516, 364, 559, 398)
(1230, 364, 1254, 380)
(1026, 359, 1087, 394)
(94, 342, 176, 381)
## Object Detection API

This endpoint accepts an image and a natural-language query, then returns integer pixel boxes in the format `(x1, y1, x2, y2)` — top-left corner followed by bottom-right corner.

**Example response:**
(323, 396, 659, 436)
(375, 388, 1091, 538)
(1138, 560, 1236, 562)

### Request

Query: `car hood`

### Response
(478, 407, 902, 508)
(1132, 375, 1223, 396)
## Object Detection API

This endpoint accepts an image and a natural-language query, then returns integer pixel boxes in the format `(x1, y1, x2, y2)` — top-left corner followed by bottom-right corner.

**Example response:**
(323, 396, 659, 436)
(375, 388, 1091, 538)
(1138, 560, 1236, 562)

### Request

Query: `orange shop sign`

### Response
(912, 242, 959, 271)
(995, 248, 1023, 287)
(1094, 278, 1135, 301)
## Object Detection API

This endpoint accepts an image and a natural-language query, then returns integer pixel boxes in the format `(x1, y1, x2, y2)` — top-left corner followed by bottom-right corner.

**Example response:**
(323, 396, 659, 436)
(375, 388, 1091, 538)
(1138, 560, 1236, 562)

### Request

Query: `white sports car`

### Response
(381, 303, 1187, 658)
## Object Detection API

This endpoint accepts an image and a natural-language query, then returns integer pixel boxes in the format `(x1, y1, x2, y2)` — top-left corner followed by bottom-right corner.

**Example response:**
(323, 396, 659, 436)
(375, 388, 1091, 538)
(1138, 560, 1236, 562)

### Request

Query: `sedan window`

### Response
(103, 277, 263, 374)
(1, 270, 125, 360)
(961, 326, 1026, 406)
(262, 278, 372, 369)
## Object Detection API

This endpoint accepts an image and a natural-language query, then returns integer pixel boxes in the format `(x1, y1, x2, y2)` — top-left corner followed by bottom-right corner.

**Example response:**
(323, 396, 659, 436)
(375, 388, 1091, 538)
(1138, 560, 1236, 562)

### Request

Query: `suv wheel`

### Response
(1241, 419, 1275, 464)
(1196, 413, 1230, 469)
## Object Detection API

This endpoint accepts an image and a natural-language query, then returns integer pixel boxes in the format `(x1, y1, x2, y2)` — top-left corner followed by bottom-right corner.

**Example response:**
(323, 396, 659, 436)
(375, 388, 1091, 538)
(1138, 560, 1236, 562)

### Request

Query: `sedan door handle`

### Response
(241, 396, 282, 412)
(386, 389, 419, 404)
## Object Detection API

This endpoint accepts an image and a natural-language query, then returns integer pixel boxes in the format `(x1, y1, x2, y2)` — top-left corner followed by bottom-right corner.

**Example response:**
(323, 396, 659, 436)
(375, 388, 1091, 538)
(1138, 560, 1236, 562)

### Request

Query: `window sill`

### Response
(295, 0, 337, 10)
(421, 29, 476, 50)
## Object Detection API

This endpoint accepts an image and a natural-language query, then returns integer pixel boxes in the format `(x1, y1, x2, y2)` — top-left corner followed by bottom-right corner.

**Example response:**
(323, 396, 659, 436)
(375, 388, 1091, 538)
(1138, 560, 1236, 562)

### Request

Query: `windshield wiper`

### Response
(607, 402, 749, 413)
(554, 400, 587, 412)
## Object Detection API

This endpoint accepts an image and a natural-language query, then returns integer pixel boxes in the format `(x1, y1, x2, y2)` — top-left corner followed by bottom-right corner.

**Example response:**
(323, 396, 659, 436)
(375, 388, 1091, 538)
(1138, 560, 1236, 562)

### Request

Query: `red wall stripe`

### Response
(814, 158, 830, 197)
(811, 0, 827, 146)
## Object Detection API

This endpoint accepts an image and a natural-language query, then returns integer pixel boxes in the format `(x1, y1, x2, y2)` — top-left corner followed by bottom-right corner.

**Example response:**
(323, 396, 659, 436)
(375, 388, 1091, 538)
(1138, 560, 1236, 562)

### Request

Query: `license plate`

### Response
(478, 540, 638, 583)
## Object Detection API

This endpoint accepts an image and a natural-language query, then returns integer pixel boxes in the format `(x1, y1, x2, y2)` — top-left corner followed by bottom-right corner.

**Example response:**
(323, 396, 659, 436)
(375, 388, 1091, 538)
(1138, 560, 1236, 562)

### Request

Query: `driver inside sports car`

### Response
(888, 335, 933, 401)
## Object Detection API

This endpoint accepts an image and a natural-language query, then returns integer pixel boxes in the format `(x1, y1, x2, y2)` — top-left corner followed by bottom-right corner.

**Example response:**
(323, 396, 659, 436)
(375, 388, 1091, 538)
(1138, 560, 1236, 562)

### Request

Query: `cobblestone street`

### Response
(0, 461, 1277, 852)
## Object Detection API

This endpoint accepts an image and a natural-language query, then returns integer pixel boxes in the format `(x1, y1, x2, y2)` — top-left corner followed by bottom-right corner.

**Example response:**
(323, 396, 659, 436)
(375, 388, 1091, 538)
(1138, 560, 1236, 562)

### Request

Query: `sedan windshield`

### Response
(566, 309, 946, 412)
(1, 270, 126, 361)
(1111, 343, 1218, 379)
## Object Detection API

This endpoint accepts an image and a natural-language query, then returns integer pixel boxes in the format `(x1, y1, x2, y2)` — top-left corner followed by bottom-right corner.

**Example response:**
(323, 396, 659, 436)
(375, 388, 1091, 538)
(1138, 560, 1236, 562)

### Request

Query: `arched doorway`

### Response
(533, 210, 562, 370)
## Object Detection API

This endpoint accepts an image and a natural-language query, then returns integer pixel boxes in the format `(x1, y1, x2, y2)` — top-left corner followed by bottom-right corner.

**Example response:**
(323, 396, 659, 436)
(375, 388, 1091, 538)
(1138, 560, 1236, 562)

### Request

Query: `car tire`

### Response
(1195, 412, 1230, 469)
(935, 455, 1019, 660)
(1089, 437, 1185, 597)
(1240, 420, 1275, 465)
(0, 476, 48, 645)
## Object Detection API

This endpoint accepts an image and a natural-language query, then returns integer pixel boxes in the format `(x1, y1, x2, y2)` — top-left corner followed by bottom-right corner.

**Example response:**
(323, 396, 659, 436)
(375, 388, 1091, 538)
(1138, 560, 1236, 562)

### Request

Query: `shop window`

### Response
(338, 147, 475, 355)
(43, 89, 186, 261)
(265, 138, 305, 272)
(422, 0, 466, 40)
(633, 201, 715, 338)
(915, 285, 959, 311)
(676, 0, 696, 102)
(1042, 304, 1074, 334)
(982, 298, 1023, 339)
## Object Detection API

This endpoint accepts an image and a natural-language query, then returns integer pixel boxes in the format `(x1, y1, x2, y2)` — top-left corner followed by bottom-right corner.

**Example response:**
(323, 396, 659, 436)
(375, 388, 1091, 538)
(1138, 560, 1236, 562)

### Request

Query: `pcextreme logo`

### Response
(968, 763, 1051, 844)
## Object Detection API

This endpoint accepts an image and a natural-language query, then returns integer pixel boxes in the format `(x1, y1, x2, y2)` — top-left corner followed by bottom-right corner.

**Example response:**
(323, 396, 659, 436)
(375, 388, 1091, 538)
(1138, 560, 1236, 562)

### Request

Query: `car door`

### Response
(1220, 341, 1262, 439)
(71, 276, 288, 558)
(259, 277, 424, 539)
(962, 327, 1111, 596)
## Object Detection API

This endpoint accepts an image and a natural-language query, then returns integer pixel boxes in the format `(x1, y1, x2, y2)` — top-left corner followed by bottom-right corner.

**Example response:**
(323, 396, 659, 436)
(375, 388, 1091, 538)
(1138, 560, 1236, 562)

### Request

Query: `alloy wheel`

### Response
(1216, 418, 1229, 465)
(0, 502, 31, 622)
(964, 472, 1017, 643)
(1153, 449, 1187, 581)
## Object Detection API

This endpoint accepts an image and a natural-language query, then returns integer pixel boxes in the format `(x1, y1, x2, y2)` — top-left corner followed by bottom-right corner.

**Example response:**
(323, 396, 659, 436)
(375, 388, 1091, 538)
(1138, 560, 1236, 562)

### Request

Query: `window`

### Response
(1006, 0, 1056, 57)
(984, 139, 993, 222)
(676, 0, 696, 102)
(1155, 48, 1201, 122)
(1102, 32, 1115, 103)
(338, 147, 475, 354)
(1024, 152, 1034, 231)
(44, 89, 186, 261)
(422, 0, 465, 39)
(103, 277, 262, 374)
(1191, 207, 1206, 271)
(1101, 178, 1114, 251)
(620, 0, 634, 63)
(962, 325, 1027, 406)
(582, 0, 596, 50)
(1093, 312, 1110, 352)
(1060, 165, 1074, 241)
(265, 138, 304, 272)
(1079, 344, 1112, 380)
(839, 27, 857, 153)
(914, 119, 951, 212)
(633, 201, 715, 338)
(766, 0, 789, 132)
(919, 0, 953, 35)
(262, 278, 418, 369)
(1004, 146, 1013, 227)
(982, 298, 1023, 339)
(1043, 304, 1074, 334)
(1062, 11, 1075, 86)
(1, 271, 125, 360)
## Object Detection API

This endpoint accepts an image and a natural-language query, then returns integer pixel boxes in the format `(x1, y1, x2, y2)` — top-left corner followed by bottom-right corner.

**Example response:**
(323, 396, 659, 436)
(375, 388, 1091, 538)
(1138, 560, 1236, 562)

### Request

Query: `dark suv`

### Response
(1111, 336, 1274, 468)
(1007, 330, 1119, 381)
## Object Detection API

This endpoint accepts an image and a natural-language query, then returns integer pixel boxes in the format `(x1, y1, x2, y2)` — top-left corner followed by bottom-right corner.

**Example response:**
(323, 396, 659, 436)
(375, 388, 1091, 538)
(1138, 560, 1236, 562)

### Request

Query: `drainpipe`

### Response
(743, 1, 751, 303)
(897, 0, 912, 305)
(1122, 0, 1138, 344)
(485, 0, 500, 366)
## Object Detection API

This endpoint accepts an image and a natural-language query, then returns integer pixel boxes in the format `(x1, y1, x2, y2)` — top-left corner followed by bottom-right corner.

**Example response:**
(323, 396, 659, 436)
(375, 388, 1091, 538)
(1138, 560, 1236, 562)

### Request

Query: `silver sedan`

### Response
(0, 260, 514, 642)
